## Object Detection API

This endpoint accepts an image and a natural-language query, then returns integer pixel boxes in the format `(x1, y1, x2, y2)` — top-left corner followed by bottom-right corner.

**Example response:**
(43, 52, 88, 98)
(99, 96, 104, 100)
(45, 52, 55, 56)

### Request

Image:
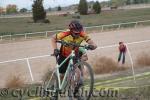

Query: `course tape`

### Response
(94, 86, 136, 90)
(103, 75, 150, 86)
(94, 71, 150, 86)
(29, 98, 40, 100)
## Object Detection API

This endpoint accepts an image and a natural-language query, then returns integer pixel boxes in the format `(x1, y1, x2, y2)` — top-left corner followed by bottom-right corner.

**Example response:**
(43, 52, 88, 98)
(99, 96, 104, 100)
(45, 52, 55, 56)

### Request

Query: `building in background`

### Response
(6, 4, 18, 14)
(0, 4, 18, 14)
(0, 7, 6, 14)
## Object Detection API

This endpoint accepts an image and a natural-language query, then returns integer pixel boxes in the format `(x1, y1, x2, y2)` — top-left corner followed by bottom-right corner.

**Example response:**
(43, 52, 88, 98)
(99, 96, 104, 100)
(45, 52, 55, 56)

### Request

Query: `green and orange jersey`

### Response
(56, 30, 90, 57)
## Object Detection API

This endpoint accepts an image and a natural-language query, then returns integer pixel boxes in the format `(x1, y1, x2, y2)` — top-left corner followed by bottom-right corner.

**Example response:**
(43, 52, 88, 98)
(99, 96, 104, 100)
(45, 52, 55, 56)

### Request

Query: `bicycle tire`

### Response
(68, 61, 94, 100)
(40, 72, 59, 100)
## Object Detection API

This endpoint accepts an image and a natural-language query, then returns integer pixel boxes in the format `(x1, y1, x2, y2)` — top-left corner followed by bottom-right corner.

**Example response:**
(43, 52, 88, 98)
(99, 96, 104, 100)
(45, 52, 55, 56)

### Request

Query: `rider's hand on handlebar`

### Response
(53, 49, 60, 56)
(87, 45, 96, 50)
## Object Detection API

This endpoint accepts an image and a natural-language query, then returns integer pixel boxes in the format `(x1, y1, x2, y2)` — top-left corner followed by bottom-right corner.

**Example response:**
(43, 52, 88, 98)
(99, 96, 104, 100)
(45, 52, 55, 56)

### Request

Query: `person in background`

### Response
(118, 41, 127, 64)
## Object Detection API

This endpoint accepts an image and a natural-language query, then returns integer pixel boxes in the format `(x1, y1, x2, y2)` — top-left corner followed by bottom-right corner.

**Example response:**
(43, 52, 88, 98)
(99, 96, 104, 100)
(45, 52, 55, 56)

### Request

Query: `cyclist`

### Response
(51, 20, 97, 75)
(51, 20, 97, 97)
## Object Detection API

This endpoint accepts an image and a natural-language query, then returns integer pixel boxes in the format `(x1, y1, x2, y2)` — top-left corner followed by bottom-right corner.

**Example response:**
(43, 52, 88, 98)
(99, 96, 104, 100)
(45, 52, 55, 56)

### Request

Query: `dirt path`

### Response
(0, 26, 150, 88)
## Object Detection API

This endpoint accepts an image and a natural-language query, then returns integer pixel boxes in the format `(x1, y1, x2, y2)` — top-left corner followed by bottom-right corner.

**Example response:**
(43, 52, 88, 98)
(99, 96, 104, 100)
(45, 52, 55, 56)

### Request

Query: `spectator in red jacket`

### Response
(118, 42, 127, 64)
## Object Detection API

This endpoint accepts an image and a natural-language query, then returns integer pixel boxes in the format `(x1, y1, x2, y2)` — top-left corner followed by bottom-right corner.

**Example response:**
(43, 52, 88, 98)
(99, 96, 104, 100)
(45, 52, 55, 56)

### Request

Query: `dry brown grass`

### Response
(136, 52, 150, 67)
(90, 56, 127, 74)
(5, 74, 24, 88)
(42, 69, 53, 82)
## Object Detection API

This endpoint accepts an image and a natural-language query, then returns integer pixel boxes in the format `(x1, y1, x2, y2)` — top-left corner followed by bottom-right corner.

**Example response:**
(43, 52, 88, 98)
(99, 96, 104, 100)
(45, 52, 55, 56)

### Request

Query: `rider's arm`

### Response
(51, 34, 57, 51)
(81, 31, 97, 50)
(51, 32, 68, 51)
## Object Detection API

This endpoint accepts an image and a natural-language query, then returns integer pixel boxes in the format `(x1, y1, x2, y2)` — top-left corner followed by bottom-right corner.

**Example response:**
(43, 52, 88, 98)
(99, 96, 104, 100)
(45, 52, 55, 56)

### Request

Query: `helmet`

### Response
(69, 20, 83, 34)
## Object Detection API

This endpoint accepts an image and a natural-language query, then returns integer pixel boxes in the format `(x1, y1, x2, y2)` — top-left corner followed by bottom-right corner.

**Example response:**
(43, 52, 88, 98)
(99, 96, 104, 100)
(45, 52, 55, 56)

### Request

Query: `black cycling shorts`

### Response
(57, 55, 70, 74)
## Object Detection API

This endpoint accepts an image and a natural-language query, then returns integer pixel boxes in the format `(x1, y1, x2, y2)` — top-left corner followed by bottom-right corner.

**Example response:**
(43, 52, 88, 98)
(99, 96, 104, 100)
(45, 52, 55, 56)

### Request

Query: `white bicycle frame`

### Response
(46, 50, 76, 91)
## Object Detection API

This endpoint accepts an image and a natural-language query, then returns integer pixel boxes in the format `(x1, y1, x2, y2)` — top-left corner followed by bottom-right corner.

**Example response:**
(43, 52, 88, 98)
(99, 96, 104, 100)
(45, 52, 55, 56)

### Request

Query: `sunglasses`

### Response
(71, 32, 80, 38)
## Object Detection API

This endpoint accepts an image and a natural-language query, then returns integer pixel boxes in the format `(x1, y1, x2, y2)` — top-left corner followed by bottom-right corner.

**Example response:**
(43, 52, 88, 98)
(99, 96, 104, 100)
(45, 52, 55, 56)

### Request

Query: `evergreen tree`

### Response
(133, 0, 140, 4)
(144, 0, 150, 3)
(32, 0, 46, 22)
(93, 1, 101, 14)
(126, 0, 131, 5)
(20, 8, 27, 13)
(47, 7, 51, 11)
(57, 6, 61, 11)
(78, 0, 88, 15)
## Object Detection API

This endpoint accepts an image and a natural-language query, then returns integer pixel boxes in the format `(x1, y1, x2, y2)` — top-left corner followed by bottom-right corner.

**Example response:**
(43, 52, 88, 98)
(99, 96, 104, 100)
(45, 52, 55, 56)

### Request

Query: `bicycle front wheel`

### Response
(74, 61, 94, 100)
(41, 71, 59, 100)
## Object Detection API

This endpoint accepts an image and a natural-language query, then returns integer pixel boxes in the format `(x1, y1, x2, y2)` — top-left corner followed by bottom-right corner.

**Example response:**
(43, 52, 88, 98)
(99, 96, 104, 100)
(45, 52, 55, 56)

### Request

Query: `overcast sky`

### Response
(0, 0, 109, 10)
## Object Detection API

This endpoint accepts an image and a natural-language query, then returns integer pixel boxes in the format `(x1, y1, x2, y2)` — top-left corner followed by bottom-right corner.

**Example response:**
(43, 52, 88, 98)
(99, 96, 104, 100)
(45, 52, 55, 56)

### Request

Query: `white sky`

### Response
(0, 0, 109, 10)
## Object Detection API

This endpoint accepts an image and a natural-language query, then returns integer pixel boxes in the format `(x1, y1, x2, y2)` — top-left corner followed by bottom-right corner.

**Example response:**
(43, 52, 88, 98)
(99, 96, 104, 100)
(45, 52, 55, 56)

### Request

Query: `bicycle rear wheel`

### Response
(68, 61, 94, 100)
(41, 71, 59, 100)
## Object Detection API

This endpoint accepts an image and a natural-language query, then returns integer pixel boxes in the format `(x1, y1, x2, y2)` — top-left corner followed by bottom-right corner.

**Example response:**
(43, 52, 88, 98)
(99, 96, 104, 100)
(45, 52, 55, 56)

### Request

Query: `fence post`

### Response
(26, 58, 34, 82)
(101, 25, 104, 32)
(25, 33, 27, 39)
(0, 36, 2, 41)
(10, 35, 12, 40)
(45, 31, 48, 38)
(118, 24, 121, 30)
(134, 22, 138, 28)
(84, 27, 86, 32)
(126, 44, 136, 83)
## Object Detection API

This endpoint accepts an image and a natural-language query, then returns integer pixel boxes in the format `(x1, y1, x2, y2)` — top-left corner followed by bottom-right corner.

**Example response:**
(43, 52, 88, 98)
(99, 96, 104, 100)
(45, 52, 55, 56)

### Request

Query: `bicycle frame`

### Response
(47, 49, 76, 92)
(57, 50, 75, 90)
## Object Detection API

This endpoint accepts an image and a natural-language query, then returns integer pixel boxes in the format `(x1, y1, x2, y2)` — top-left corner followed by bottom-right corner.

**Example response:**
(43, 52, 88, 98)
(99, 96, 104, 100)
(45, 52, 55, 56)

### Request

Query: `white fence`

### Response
(0, 39, 150, 83)
(1, 20, 150, 41)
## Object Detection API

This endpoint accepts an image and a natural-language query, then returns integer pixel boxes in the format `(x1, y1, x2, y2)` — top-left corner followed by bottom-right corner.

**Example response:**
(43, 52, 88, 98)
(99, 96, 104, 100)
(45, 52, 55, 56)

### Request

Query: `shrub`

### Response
(136, 52, 150, 67)
(91, 56, 126, 74)
(42, 69, 53, 82)
(5, 75, 24, 88)
(44, 19, 50, 23)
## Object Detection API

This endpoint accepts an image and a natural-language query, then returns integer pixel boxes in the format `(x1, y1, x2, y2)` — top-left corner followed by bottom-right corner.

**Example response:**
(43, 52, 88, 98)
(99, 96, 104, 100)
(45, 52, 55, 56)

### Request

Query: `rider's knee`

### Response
(81, 54, 88, 61)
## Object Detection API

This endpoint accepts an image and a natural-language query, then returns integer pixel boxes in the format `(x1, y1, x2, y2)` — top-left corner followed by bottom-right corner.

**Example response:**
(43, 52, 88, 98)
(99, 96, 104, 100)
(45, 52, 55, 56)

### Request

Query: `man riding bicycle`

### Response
(51, 20, 97, 75)
(51, 20, 97, 98)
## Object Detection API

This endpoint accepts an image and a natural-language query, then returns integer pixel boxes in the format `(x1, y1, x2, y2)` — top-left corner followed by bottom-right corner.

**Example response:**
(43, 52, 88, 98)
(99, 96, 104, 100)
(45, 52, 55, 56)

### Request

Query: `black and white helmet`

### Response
(69, 20, 83, 34)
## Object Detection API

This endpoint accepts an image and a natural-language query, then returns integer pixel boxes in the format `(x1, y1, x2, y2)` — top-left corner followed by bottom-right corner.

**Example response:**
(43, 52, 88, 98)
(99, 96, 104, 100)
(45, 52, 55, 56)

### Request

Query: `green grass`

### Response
(1, 8, 150, 36)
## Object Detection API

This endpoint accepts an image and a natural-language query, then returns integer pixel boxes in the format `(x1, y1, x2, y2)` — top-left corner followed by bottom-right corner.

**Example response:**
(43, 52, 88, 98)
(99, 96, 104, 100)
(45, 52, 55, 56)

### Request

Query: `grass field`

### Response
(1, 8, 150, 35)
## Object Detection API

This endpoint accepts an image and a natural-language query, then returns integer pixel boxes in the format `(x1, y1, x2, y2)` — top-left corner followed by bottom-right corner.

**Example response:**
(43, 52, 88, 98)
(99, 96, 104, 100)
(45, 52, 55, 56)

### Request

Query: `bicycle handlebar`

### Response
(56, 40, 89, 50)
(51, 40, 91, 57)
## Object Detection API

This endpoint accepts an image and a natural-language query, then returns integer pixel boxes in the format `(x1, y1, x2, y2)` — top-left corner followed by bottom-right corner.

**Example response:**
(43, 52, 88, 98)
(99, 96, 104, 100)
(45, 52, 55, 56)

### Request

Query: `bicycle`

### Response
(40, 40, 94, 100)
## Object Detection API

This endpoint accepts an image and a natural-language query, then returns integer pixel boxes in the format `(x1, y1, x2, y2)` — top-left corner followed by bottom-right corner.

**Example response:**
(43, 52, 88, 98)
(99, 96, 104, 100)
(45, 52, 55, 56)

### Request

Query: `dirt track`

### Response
(0, 26, 150, 88)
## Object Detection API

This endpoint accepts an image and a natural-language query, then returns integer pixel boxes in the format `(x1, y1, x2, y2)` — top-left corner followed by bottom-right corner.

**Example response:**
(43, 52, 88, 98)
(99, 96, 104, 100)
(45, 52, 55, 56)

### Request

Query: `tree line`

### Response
(31, 0, 102, 22)
(2, 0, 150, 23)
